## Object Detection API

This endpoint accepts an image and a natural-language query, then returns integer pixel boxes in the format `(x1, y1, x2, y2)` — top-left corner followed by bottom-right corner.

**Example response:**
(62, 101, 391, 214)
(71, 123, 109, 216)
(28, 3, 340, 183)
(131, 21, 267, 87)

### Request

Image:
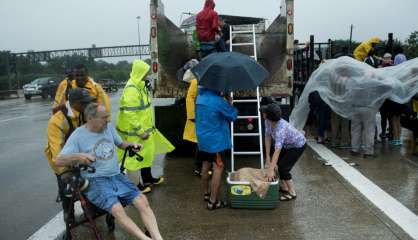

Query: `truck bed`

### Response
(151, 0, 293, 98)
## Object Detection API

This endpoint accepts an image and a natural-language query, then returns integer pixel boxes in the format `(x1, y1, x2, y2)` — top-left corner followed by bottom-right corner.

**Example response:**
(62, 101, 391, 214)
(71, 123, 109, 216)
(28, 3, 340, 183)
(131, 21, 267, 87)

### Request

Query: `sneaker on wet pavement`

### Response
(137, 184, 152, 194)
(144, 177, 164, 186)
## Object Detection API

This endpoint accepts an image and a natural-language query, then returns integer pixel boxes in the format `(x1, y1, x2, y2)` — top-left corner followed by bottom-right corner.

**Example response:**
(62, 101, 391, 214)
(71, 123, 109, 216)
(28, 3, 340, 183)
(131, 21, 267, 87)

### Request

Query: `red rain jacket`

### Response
(196, 0, 219, 42)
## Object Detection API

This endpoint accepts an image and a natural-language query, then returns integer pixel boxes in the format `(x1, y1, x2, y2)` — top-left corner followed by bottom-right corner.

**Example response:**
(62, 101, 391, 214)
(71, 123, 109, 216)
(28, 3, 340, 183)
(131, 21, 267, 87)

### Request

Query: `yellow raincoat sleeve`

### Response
(120, 87, 146, 136)
(183, 79, 198, 143)
(95, 83, 111, 117)
(413, 99, 418, 113)
(186, 79, 198, 120)
(354, 37, 380, 61)
(52, 80, 68, 110)
(353, 43, 370, 62)
(44, 115, 68, 175)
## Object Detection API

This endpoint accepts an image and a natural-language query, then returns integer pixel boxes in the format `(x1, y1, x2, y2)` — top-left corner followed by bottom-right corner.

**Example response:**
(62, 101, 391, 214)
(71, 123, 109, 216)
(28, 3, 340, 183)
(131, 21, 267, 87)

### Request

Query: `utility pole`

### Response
(349, 24, 354, 53)
(136, 16, 142, 59)
(5, 52, 12, 90)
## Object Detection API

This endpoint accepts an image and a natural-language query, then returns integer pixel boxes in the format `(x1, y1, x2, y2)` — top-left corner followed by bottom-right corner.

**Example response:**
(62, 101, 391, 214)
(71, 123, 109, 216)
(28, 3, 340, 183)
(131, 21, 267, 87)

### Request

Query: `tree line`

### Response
(0, 54, 152, 90)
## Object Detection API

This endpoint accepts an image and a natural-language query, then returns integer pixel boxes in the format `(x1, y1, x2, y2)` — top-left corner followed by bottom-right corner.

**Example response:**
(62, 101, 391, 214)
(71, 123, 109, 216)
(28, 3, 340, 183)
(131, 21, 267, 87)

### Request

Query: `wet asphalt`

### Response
(70, 147, 415, 240)
(0, 92, 417, 240)
(0, 93, 121, 240)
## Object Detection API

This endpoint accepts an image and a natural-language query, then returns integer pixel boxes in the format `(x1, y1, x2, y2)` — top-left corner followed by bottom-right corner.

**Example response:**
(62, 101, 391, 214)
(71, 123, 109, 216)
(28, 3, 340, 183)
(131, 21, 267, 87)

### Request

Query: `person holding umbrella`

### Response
(192, 52, 269, 209)
(195, 89, 237, 209)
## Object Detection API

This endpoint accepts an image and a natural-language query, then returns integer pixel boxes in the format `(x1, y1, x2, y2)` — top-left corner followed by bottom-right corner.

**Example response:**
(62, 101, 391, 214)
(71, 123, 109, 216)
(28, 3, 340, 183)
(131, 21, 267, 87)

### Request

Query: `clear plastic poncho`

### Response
(290, 56, 418, 130)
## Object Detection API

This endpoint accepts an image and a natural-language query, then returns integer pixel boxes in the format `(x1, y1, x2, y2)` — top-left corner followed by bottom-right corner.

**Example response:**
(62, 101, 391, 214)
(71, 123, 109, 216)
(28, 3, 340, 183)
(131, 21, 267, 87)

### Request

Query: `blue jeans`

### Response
(84, 174, 140, 212)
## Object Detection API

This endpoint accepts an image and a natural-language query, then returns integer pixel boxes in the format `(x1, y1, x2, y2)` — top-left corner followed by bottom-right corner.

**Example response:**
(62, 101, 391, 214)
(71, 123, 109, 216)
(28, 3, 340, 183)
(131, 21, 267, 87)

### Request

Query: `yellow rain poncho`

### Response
(353, 37, 381, 61)
(44, 105, 82, 175)
(116, 60, 175, 170)
(183, 78, 198, 143)
(52, 78, 111, 115)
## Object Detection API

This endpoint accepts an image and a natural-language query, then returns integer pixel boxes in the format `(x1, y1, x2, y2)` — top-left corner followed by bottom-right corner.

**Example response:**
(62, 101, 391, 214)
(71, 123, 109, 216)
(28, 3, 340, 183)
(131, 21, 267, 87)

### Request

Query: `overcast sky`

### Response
(1, 0, 417, 53)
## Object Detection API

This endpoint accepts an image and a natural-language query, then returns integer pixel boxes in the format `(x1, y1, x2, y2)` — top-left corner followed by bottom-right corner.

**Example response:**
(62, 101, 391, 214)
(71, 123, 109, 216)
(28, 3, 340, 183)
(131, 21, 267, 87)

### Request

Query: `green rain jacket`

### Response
(116, 60, 175, 170)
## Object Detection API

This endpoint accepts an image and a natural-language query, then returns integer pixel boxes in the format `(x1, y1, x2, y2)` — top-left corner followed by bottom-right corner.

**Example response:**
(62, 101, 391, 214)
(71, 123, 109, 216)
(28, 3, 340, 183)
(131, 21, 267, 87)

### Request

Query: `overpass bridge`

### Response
(12, 44, 151, 62)
(0, 44, 151, 92)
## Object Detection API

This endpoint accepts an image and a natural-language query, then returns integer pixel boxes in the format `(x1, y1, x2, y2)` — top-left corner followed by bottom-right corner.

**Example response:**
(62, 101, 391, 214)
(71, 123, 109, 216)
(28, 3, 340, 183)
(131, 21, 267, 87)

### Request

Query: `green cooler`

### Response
(227, 176, 279, 209)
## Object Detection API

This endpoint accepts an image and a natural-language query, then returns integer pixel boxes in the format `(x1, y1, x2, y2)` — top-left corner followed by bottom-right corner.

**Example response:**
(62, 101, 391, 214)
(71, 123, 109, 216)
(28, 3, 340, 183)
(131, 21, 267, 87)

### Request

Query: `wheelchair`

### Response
(59, 146, 144, 240)
(58, 164, 115, 240)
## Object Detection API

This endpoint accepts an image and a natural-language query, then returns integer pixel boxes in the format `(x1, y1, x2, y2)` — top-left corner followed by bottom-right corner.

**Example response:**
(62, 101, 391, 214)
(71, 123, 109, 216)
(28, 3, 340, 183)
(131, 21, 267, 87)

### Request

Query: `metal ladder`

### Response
(229, 24, 264, 172)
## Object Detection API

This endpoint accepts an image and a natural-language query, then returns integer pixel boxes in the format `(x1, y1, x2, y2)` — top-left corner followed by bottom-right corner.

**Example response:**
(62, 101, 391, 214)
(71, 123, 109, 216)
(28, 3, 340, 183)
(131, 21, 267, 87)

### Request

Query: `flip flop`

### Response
(207, 200, 227, 210)
(204, 193, 210, 202)
(280, 193, 297, 201)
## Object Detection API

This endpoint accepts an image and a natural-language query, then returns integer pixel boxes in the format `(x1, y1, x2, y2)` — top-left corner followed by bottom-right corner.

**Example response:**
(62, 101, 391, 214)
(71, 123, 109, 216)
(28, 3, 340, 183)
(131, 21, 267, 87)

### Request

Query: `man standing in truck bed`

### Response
(196, 0, 224, 56)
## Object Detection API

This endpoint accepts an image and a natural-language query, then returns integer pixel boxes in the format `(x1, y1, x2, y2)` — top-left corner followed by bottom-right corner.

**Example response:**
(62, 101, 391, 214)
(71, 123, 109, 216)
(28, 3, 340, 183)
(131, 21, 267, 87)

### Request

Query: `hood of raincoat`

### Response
(204, 0, 215, 9)
(129, 60, 150, 88)
(367, 37, 381, 45)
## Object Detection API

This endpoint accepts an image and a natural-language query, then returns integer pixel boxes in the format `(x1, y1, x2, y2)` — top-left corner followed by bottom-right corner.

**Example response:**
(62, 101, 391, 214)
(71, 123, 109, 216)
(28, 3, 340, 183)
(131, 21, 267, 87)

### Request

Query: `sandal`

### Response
(204, 193, 210, 202)
(207, 200, 227, 210)
(280, 193, 297, 201)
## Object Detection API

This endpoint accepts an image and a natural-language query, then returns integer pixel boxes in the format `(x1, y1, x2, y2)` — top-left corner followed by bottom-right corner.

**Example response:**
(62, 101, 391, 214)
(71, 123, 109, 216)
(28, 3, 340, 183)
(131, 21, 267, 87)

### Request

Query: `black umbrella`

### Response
(191, 52, 269, 93)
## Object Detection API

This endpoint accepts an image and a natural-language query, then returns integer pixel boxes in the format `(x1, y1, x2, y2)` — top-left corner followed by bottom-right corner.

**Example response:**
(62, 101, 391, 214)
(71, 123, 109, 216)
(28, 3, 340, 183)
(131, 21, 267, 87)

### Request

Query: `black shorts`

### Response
(197, 151, 226, 166)
(386, 100, 407, 116)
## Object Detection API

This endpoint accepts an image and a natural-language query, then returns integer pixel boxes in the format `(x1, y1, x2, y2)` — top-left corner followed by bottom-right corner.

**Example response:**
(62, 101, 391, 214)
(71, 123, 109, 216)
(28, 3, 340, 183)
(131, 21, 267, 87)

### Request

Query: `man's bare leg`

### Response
(132, 194, 163, 240)
(111, 203, 152, 240)
(201, 161, 211, 195)
(209, 162, 224, 203)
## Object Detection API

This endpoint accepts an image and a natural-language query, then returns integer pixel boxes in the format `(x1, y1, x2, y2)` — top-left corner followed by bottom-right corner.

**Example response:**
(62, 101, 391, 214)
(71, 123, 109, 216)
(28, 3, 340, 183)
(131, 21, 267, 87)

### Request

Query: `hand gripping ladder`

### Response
(229, 24, 264, 171)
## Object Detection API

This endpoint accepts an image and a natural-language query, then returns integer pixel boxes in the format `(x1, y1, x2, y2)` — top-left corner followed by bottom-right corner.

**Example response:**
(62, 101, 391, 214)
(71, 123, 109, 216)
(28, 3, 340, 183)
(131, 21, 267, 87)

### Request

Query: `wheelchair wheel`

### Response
(106, 214, 115, 232)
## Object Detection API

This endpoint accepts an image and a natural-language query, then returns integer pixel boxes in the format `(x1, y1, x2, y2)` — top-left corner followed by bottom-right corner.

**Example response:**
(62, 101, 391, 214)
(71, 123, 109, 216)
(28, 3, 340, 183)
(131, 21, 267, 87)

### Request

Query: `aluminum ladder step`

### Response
(233, 133, 260, 137)
(231, 30, 253, 34)
(231, 42, 254, 47)
(233, 99, 258, 103)
(233, 151, 262, 156)
(237, 115, 258, 119)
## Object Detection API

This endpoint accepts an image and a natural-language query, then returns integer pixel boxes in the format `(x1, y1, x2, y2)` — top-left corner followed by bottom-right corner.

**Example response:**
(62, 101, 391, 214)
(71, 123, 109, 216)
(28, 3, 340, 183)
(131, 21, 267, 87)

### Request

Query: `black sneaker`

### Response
(144, 177, 164, 187)
(137, 184, 152, 193)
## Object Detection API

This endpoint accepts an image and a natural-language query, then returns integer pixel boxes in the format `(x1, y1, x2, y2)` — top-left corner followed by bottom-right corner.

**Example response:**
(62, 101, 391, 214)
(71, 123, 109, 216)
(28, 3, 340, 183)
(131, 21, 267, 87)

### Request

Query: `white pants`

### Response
(375, 112, 382, 142)
(351, 108, 376, 155)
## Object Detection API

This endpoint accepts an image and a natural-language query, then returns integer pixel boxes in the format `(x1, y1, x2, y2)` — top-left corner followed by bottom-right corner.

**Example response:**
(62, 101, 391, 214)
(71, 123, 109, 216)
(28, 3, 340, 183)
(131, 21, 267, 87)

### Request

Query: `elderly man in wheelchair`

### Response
(56, 103, 163, 240)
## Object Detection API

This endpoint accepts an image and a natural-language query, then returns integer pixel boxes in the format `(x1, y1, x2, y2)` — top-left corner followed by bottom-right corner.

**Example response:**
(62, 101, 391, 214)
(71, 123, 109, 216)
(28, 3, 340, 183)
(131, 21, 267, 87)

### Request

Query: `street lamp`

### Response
(136, 16, 142, 59)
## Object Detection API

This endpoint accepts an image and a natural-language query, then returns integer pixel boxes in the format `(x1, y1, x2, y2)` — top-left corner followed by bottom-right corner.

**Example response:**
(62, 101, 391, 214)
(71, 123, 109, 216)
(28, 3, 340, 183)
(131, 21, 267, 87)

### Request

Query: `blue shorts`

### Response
(84, 174, 140, 213)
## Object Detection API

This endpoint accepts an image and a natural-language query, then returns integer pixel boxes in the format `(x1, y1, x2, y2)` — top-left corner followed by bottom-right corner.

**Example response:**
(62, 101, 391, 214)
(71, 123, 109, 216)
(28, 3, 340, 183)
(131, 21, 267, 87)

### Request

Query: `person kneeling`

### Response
(56, 103, 163, 240)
